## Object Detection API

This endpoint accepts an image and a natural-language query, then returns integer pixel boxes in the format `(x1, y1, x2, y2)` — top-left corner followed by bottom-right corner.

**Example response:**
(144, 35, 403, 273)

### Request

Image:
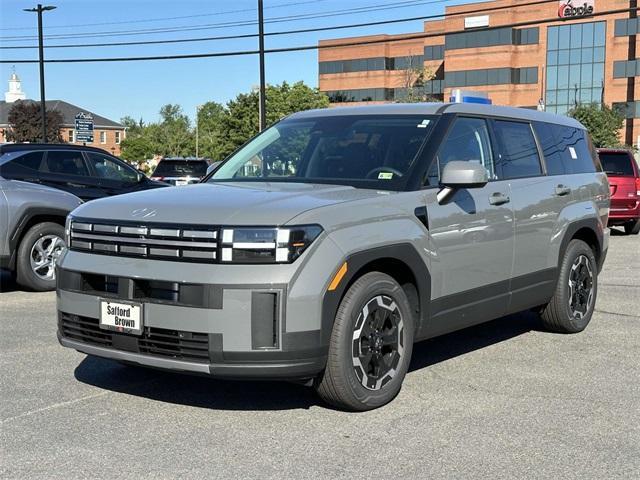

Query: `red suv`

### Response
(597, 148, 640, 235)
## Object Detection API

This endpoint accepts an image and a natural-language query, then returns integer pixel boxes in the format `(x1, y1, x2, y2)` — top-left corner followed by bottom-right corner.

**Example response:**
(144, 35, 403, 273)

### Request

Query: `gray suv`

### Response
(56, 103, 610, 410)
(1, 178, 82, 290)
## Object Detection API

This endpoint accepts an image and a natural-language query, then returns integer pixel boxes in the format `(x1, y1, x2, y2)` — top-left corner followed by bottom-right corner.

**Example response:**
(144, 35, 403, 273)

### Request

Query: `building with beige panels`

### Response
(0, 72, 126, 155)
(318, 0, 639, 146)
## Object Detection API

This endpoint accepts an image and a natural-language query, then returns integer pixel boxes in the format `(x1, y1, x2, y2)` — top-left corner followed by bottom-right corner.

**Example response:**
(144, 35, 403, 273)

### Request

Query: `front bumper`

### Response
(55, 252, 333, 380)
(57, 331, 325, 379)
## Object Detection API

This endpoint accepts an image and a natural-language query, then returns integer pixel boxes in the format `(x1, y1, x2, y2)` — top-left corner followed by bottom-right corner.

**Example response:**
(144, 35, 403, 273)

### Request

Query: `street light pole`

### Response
(24, 4, 56, 144)
(257, 0, 266, 131)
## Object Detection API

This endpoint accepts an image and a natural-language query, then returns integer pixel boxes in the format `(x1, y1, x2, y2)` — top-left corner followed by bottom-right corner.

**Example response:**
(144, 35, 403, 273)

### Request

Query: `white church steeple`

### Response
(5, 68, 27, 103)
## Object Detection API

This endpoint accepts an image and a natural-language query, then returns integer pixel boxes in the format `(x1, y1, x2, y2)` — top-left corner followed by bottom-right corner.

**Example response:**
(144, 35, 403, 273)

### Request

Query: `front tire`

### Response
(16, 222, 65, 291)
(315, 272, 415, 411)
(540, 239, 597, 333)
(624, 219, 640, 235)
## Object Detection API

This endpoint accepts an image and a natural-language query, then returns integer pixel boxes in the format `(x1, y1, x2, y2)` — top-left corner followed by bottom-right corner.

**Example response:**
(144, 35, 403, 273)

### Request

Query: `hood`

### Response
(71, 182, 385, 225)
(1, 178, 82, 202)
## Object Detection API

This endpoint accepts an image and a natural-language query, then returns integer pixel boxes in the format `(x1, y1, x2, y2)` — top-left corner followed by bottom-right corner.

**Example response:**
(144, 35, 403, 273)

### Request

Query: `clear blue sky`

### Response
(0, 0, 470, 124)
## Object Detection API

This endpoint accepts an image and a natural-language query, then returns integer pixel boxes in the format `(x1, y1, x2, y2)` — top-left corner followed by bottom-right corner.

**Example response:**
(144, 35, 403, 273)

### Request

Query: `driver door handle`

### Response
(489, 192, 510, 206)
(555, 184, 571, 196)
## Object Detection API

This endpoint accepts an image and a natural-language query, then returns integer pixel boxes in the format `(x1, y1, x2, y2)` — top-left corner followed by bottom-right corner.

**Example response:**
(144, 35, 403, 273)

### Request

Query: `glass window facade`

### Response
(445, 67, 537, 88)
(320, 55, 431, 74)
(319, 57, 388, 75)
(613, 59, 640, 78)
(613, 101, 640, 119)
(445, 27, 539, 50)
(325, 82, 445, 103)
(424, 44, 444, 60)
(615, 18, 640, 36)
(545, 21, 605, 115)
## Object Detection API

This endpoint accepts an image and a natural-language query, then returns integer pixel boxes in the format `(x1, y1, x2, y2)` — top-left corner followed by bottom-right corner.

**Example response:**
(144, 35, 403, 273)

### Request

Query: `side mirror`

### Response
(206, 161, 222, 176)
(437, 161, 488, 204)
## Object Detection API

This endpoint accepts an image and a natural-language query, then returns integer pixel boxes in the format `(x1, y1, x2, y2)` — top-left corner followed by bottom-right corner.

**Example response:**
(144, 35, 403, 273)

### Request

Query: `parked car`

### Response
(0, 177, 81, 291)
(597, 148, 640, 235)
(0, 144, 167, 202)
(150, 157, 209, 185)
(57, 103, 609, 411)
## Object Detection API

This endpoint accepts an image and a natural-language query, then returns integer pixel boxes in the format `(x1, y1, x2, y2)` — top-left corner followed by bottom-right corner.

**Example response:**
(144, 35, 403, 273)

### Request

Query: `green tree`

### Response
(216, 81, 329, 158)
(197, 101, 226, 161)
(119, 81, 328, 162)
(568, 103, 624, 148)
(156, 104, 194, 157)
(6, 101, 64, 143)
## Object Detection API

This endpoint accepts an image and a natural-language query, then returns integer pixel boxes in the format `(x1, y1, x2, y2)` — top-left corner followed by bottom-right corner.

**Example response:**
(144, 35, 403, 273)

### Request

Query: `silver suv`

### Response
(1, 178, 82, 290)
(56, 103, 610, 410)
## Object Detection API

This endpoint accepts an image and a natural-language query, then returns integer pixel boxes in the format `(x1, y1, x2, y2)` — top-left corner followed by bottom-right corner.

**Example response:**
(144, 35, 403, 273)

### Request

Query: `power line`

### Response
(0, 0, 331, 31)
(1, 0, 559, 50)
(0, 0, 445, 41)
(1, 7, 633, 64)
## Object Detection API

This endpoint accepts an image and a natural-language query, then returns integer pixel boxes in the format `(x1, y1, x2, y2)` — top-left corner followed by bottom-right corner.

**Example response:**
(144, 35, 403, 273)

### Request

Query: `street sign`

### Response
(74, 112, 94, 143)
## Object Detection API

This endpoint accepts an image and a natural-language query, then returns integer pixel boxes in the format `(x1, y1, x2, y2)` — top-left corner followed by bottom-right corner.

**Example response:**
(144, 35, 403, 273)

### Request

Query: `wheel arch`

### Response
(321, 243, 431, 345)
(559, 218, 604, 272)
(8, 208, 69, 271)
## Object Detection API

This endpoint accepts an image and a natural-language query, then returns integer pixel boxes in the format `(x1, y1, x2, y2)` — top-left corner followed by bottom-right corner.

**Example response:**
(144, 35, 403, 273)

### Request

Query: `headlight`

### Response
(64, 215, 73, 246)
(220, 225, 322, 264)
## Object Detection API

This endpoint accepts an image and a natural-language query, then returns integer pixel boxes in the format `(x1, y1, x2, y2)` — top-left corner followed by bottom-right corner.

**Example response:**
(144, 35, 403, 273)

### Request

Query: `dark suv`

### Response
(150, 157, 209, 185)
(0, 144, 167, 202)
(597, 148, 640, 235)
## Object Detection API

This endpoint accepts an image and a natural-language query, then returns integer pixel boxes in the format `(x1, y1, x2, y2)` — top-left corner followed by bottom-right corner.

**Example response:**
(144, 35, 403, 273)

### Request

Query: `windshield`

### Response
(599, 152, 635, 176)
(152, 160, 208, 177)
(208, 115, 437, 190)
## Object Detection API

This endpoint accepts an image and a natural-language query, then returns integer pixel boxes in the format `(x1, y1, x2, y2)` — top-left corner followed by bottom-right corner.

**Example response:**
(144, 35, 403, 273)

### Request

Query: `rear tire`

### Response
(540, 239, 597, 333)
(16, 222, 65, 292)
(624, 219, 640, 235)
(315, 272, 414, 411)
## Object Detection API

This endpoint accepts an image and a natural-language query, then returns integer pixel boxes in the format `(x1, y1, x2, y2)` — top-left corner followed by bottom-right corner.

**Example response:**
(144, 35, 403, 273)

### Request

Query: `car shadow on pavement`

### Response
(73, 311, 543, 411)
(409, 310, 542, 373)
(0, 270, 19, 293)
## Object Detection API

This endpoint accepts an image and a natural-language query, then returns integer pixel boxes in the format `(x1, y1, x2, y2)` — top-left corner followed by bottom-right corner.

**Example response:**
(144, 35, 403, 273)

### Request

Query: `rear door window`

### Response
(45, 151, 89, 177)
(492, 120, 542, 179)
(599, 152, 635, 176)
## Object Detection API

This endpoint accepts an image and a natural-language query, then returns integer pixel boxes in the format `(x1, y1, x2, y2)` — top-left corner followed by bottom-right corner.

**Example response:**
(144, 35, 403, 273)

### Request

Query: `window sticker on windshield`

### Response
(378, 172, 394, 180)
(417, 119, 431, 128)
(569, 146, 578, 159)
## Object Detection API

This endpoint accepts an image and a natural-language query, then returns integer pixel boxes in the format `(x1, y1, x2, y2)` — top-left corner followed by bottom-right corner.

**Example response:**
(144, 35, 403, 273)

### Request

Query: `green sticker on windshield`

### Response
(378, 172, 394, 180)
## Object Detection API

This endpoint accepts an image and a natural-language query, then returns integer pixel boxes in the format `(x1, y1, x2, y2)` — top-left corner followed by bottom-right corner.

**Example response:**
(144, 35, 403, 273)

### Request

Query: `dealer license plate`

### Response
(100, 300, 143, 335)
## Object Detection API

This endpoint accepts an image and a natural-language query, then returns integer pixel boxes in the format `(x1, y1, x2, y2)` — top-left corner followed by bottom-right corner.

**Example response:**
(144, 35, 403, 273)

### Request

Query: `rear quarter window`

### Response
(533, 122, 597, 175)
(0, 151, 45, 176)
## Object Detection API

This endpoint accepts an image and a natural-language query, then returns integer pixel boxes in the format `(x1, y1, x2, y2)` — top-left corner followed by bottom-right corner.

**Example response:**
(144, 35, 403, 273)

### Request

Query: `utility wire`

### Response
(0, 0, 559, 50)
(1, 7, 633, 64)
(0, 0, 331, 31)
(0, 0, 447, 41)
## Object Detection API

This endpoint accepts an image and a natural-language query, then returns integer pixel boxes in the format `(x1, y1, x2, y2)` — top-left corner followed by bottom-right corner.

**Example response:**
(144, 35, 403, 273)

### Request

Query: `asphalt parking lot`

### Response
(1, 231, 638, 479)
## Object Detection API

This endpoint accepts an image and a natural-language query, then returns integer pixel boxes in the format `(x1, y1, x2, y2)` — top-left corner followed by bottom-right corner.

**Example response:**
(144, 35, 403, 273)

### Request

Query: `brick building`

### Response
(318, 0, 640, 146)
(0, 72, 126, 155)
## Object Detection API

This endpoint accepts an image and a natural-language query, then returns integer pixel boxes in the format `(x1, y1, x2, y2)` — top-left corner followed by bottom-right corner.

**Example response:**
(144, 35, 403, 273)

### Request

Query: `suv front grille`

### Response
(69, 220, 218, 263)
(59, 312, 211, 363)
